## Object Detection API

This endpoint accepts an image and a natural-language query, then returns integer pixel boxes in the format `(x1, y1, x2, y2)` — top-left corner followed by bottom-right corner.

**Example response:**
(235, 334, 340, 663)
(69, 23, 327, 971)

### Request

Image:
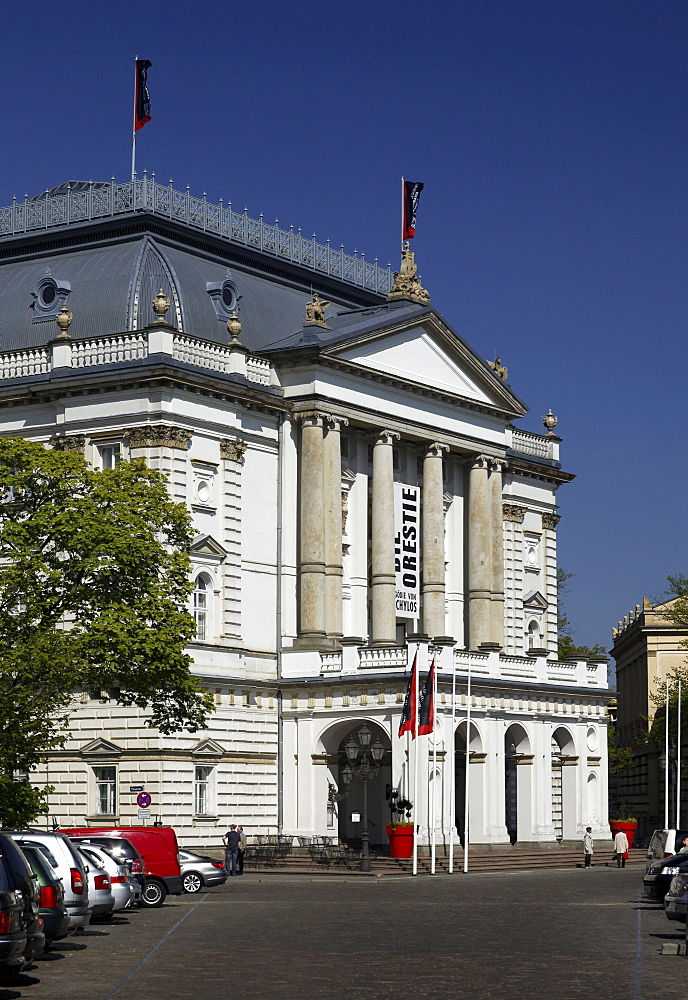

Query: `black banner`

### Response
(403, 180, 424, 239)
(135, 59, 152, 132)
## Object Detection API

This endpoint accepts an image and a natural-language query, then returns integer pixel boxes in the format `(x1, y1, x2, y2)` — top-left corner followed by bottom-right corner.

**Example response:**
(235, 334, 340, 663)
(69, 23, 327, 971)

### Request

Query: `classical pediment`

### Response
(523, 590, 549, 611)
(79, 738, 123, 757)
(192, 738, 225, 756)
(191, 534, 228, 558)
(326, 316, 525, 416)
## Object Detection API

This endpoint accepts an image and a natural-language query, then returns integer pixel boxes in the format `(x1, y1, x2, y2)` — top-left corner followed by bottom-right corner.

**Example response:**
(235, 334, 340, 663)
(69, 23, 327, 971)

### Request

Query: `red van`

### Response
(63, 826, 182, 907)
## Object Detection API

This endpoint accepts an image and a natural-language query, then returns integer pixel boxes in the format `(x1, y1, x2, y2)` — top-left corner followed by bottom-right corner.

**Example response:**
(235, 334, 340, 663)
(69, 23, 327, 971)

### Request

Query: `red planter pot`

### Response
(609, 820, 637, 849)
(386, 824, 414, 859)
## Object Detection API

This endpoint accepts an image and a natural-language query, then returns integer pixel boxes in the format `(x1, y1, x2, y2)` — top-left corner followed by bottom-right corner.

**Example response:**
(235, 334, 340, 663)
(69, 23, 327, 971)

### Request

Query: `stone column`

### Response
(298, 412, 326, 644)
(371, 429, 399, 645)
(467, 455, 491, 649)
(489, 459, 506, 647)
(324, 415, 348, 642)
(422, 442, 449, 639)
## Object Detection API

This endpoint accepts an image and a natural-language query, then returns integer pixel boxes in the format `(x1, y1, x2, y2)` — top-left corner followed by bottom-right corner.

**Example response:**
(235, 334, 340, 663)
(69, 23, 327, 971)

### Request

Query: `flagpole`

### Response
(665, 676, 670, 831)
(449, 645, 457, 873)
(412, 642, 420, 877)
(400, 176, 404, 252)
(131, 56, 138, 182)
(463, 649, 472, 874)
(431, 653, 437, 875)
(677, 677, 682, 828)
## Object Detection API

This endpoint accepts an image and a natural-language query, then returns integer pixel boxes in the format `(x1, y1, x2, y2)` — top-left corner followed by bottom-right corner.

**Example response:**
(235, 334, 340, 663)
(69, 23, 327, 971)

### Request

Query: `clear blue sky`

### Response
(3, 0, 687, 652)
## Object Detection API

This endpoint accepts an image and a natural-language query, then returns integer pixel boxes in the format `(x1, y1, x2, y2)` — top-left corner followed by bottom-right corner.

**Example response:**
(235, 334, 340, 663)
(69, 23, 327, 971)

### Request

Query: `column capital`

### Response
(295, 410, 326, 428)
(325, 414, 349, 431)
(469, 453, 491, 471)
(372, 429, 400, 446)
(490, 457, 507, 473)
(423, 441, 449, 459)
(541, 511, 561, 530)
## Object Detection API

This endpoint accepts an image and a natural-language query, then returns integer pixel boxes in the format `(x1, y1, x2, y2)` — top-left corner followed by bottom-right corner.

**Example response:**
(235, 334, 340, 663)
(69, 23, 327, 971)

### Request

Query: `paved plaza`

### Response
(2, 867, 686, 1000)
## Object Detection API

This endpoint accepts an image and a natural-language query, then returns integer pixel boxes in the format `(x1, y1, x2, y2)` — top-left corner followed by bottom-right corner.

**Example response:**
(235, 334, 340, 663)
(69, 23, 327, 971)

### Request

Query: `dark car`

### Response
(664, 871, 688, 922)
(643, 848, 688, 900)
(20, 845, 70, 945)
(0, 833, 44, 972)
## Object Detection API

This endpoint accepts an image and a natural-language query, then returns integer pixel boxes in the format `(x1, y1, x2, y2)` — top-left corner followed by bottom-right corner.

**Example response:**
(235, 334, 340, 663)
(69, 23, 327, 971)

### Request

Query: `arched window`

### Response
(527, 619, 540, 649)
(194, 575, 211, 641)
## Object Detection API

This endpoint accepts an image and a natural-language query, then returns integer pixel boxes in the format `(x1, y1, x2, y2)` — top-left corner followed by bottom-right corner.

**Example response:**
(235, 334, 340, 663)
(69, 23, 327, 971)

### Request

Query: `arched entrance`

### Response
(504, 724, 532, 844)
(318, 720, 392, 848)
(551, 726, 577, 840)
(454, 721, 484, 846)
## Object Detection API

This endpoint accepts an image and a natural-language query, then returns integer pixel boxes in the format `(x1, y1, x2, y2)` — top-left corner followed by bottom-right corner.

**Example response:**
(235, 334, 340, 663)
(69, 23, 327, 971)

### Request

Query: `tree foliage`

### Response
(0, 438, 213, 824)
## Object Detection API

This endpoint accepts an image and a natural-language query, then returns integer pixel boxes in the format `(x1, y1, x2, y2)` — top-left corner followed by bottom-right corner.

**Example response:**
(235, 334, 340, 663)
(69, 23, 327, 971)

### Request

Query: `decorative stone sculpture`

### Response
(305, 292, 331, 328)
(542, 409, 558, 436)
(386, 243, 430, 306)
(50, 433, 86, 454)
(152, 288, 171, 324)
(54, 304, 73, 339)
(220, 439, 247, 463)
(226, 311, 242, 343)
(488, 356, 508, 381)
(128, 424, 192, 450)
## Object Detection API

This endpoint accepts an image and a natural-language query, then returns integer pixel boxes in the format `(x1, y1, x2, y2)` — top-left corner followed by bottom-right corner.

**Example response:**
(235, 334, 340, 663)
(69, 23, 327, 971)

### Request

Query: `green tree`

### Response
(0, 438, 213, 825)
(556, 568, 607, 659)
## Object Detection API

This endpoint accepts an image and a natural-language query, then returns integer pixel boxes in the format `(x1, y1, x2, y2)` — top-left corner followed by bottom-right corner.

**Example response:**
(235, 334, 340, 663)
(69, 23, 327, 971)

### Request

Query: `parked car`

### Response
(20, 845, 70, 946)
(178, 850, 227, 893)
(0, 834, 44, 971)
(76, 843, 139, 912)
(63, 826, 182, 908)
(75, 847, 115, 921)
(664, 872, 688, 922)
(0, 834, 29, 973)
(645, 829, 688, 871)
(8, 830, 90, 931)
(643, 847, 688, 899)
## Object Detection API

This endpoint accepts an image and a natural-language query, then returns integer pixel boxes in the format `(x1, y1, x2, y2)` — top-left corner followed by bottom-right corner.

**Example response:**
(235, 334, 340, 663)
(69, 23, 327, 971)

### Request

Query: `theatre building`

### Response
(0, 179, 609, 848)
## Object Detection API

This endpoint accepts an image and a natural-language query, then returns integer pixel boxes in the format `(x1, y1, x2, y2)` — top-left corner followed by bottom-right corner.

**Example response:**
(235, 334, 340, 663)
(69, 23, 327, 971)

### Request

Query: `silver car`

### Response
(76, 847, 115, 921)
(178, 850, 227, 893)
(77, 844, 139, 912)
(9, 831, 90, 931)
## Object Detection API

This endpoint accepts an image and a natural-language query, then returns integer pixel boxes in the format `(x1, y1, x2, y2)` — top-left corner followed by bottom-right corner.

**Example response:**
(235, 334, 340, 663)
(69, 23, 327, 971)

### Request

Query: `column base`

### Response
(293, 635, 341, 651)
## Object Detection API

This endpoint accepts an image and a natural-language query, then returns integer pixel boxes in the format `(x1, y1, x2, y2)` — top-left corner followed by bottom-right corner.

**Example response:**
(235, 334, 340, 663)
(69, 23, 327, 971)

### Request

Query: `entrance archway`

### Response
(504, 724, 532, 844)
(454, 721, 484, 846)
(317, 720, 392, 848)
(551, 726, 577, 840)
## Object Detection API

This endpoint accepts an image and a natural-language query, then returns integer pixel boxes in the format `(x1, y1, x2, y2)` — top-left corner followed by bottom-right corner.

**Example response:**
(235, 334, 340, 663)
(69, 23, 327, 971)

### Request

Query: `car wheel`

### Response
(182, 871, 204, 894)
(139, 878, 166, 908)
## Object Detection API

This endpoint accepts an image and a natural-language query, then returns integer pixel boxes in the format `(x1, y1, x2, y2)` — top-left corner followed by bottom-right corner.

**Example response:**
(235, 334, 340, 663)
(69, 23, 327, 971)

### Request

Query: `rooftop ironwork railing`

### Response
(0, 175, 393, 296)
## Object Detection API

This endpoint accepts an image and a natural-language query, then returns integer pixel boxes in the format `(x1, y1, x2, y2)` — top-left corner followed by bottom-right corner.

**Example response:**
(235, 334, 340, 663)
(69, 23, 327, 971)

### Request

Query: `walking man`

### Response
(223, 824, 241, 877)
(614, 828, 629, 867)
(583, 826, 594, 868)
(237, 826, 245, 876)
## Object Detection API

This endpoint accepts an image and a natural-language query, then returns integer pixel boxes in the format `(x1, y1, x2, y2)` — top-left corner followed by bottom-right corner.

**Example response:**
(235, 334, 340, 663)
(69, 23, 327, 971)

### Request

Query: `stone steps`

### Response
(236, 846, 648, 878)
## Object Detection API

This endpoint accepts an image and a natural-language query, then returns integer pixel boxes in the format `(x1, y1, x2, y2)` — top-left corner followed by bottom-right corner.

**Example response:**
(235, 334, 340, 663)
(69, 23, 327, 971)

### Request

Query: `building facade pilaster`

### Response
(422, 442, 449, 639)
(467, 455, 491, 649)
(324, 415, 348, 642)
(297, 412, 326, 644)
(371, 429, 400, 645)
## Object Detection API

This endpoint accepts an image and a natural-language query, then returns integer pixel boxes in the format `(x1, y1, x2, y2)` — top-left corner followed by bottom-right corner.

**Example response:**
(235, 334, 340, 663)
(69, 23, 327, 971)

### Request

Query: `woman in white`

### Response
(614, 829, 629, 868)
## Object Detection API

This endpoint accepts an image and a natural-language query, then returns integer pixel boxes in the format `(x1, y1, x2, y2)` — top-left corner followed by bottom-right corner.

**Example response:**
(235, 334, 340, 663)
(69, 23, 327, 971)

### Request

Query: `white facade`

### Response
(0, 179, 609, 849)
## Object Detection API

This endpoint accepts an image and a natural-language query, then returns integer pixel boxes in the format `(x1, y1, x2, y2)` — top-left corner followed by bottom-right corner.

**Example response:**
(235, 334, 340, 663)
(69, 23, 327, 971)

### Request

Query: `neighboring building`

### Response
(611, 598, 688, 836)
(0, 178, 609, 848)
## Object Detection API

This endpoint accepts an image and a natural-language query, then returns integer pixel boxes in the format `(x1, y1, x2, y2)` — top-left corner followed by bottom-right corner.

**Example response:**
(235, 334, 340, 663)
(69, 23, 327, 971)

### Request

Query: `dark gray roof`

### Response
(0, 232, 371, 355)
(261, 300, 432, 352)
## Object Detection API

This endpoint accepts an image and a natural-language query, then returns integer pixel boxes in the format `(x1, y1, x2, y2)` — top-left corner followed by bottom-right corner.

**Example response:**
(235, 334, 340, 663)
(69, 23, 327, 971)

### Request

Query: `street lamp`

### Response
(342, 725, 385, 872)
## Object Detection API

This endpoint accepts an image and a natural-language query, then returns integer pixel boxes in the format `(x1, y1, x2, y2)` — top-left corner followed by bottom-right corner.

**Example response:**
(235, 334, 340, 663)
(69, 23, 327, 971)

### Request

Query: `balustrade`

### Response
(0, 178, 392, 295)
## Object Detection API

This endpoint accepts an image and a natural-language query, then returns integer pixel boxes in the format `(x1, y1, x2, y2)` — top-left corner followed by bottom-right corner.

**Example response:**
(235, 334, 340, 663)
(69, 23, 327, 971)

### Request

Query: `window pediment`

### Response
(80, 738, 123, 757)
(192, 738, 225, 756)
(523, 590, 548, 612)
(191, 534, 228, 558)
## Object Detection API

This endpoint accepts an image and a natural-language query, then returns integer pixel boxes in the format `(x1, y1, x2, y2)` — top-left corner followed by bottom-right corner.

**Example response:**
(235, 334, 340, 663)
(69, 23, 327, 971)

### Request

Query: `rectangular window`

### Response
(194, 766, 213, 816)
(99, 444, 121, 470)
(94, 766, 116, 815)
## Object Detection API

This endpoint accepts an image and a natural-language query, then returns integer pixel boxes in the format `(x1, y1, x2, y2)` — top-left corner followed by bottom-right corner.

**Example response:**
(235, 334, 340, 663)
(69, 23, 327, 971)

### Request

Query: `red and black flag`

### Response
(398, 652, 418, 739)
(402, 180, 424, 240)
(134, 59, 152, 131)
(418, 658, 435, 736)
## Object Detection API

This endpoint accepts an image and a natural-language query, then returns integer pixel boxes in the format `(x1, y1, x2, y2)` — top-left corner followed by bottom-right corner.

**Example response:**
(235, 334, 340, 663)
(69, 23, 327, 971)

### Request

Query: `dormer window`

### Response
(31, 268, 71, 324)
(206, 272, 239, 322)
